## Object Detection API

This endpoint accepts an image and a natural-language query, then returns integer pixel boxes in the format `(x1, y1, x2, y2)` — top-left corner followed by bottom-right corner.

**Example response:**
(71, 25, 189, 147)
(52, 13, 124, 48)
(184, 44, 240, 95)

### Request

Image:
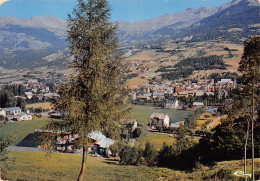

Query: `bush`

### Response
(133, 127, 145, 138)
(34, 107, 43, 113)
(143, 142, 158, 166)
(210, 168, 237, 180)
(109, 140, 128, 157)
(119, 145, 138, 165)
(133, 122, 147, 138)
(255, 171, 260, 180)
(118, 141, 158, 166)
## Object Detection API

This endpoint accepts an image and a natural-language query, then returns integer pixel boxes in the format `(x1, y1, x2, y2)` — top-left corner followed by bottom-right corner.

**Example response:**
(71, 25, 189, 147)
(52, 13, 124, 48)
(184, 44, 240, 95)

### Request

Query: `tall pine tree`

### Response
(238, 35, 260, 181)
(47, 0, 129, 180)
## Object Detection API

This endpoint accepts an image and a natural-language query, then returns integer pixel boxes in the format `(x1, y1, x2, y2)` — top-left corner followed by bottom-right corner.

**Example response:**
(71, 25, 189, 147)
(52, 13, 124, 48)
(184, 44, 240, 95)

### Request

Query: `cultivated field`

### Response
(26, 102, 52, 110)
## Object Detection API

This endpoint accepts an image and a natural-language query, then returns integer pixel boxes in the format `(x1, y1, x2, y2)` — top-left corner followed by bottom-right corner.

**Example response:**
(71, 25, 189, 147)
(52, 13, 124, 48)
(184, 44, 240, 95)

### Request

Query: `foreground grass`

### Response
(4, 151, 260, 181)
(0, 118, 50, 145)
(4, 151, 178, 181)
(130, 105, 193, 125)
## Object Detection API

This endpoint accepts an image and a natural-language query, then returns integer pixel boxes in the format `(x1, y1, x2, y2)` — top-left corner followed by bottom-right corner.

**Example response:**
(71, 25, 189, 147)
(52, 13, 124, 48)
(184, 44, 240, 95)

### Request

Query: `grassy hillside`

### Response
(4, 151, 260, 180)
(0, 106, 259, 180)
(0, 118, 49, 145)
(4, 151, 177, 181)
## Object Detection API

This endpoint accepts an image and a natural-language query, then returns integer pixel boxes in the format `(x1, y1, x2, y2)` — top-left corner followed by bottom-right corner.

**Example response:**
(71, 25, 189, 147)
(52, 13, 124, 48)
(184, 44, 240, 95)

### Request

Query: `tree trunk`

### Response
(251, 115, 254, 181)
(251, 88, 255, 181)
(244, 119, 249, 181)
(77, 145, 88, 181)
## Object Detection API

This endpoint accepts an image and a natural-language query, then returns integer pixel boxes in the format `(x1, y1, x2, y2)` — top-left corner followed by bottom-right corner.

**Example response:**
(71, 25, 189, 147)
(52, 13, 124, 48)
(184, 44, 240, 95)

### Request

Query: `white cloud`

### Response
(0, 0, 10, 7)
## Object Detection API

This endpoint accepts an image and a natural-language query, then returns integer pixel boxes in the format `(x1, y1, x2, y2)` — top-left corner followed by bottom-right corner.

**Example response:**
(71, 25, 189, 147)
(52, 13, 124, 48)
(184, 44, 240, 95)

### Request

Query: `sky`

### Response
(0, 0, 231, 22)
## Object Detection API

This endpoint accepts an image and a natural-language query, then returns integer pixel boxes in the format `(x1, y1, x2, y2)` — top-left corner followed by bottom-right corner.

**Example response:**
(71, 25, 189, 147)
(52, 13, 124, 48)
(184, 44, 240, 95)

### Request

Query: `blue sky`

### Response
(0, 0, 231, 22)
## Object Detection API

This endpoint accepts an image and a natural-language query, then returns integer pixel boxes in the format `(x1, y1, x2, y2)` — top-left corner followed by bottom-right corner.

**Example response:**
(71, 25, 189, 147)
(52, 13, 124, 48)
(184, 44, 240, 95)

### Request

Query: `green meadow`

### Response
(130, 105, 193, 124)
(0, 105, 191, 146)
(4, 151, 177, 181)
(0, 118, 49, 145)
(135, 132, 175, 150)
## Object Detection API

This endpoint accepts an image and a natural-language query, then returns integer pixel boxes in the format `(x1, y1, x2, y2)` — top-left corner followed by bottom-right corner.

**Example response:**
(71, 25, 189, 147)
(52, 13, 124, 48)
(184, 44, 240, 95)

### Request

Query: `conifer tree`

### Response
(238, 35, 260, 181)
(47, 0, 129, 180)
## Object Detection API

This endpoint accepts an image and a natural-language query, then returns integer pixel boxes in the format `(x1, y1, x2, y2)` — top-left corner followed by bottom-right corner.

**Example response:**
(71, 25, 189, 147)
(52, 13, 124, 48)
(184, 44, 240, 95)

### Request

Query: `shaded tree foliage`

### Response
(0, 90, 16, 108)
(2, 85, 25, 96)
(119, 141, 157, 166)
(143, 142, 158, 166)
(0, 90, 26, 111)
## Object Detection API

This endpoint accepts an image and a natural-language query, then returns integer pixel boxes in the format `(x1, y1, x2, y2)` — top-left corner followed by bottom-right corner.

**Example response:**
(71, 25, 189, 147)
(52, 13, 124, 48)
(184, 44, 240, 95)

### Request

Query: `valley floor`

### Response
(1, 105, 259, 180)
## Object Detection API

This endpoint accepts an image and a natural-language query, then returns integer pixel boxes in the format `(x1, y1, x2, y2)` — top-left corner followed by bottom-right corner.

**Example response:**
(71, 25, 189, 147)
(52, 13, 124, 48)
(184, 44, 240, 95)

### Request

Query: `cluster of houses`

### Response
(0, 107, 32, 121)
(1, 77, 232, 156)
(24, 92, 59, 101)
(35, 119, 139, 156)
(1, 79, 59, 102)
(129, 78, 236, 108)
(36, 130, 116, 157)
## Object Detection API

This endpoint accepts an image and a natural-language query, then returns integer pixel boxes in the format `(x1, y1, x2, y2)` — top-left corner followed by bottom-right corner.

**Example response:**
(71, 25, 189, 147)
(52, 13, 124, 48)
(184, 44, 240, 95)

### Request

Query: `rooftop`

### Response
(2, 107, 21, 112)
(150, 113, 168, 120)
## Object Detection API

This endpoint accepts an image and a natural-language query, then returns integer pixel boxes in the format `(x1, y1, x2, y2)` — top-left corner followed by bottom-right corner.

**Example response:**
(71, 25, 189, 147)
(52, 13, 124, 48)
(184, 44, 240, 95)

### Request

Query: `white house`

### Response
(3, 107, 21, 115)
(12, 113, 32, 121)
(24, 92, 33, 99)
(0, 108, 6, 117)
(216, 79, 234, 88)
(88, 131, 115, 156)
(122, 119, 138, 132)
(152, 92, 165, 99)
(150, 113, 170, 129)
(193, 102, 204, 109)
(195, 91, 205, 97)
(18, 113, 32, 121)
(166, 98, 179, 109)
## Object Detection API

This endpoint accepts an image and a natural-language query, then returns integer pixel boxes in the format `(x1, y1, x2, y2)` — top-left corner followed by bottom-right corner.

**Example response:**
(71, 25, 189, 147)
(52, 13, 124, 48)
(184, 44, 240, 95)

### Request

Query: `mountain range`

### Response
(0, 0, 259, 70)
